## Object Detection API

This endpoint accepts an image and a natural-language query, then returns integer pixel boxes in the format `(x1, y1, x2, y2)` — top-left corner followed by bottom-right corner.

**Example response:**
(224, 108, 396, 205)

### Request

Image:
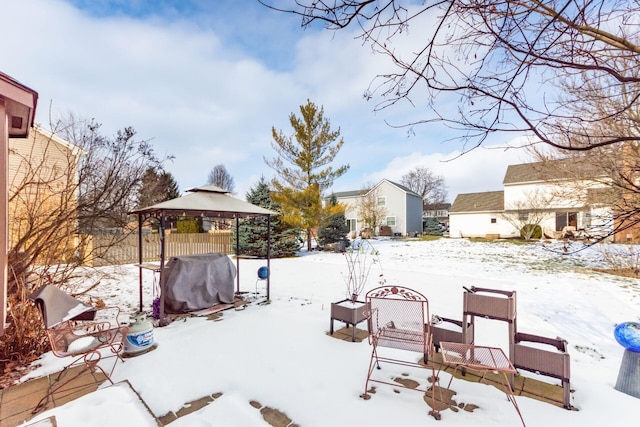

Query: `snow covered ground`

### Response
(22, 238, 640, 426)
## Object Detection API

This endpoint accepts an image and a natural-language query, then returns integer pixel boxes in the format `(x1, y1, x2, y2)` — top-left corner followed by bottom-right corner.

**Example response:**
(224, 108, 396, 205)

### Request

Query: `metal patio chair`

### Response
(361, 285, 441, 420)
(28, 285, 129, 413)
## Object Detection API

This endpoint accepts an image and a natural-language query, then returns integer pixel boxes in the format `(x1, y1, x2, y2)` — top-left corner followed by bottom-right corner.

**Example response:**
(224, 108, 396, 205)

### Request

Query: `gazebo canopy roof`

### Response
(130, 184, 276, 219)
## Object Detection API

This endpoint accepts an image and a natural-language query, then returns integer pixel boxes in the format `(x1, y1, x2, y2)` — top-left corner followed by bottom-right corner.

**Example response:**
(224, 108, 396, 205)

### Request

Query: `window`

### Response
(555, 212, 578, 231)
(346, 218, 357, 232)
(490, 218, 497, 224)
(386, 216, 396, 226)
(377, 196, 386, 206)
(518, 212, 528, 222)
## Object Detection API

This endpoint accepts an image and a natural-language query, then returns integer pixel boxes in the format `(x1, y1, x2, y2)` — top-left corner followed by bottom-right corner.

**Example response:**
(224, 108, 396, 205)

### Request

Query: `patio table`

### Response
(439, 341, 526, 427)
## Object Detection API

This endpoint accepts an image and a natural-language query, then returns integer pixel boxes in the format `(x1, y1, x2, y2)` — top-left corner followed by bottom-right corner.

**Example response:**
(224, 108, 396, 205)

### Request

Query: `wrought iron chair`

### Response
(361, 285, 441, 420)
(28, 285, 129, 413)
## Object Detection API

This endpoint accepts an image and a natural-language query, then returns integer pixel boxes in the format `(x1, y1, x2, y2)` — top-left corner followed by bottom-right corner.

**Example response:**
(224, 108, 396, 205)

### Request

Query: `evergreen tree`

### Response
(235, 177, 300, 258)
(265, 99, 349, 251)
(423, 217, 444, 236)
(136, 167, 180, 208)
(318, 194, 350, 248)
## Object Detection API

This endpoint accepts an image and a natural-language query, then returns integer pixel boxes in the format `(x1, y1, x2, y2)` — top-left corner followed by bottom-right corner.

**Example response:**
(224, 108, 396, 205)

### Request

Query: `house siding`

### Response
(405, 192, 423, 235)
(452, 159, 616, 240)
(8, 127, 79, 258)
(334, 179, 423, 237)
(449, 212, 509, 238)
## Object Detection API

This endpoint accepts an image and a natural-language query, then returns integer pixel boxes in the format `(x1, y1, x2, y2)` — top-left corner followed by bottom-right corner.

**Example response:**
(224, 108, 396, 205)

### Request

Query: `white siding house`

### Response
(333, 179, 423, 237)
(449, 191, 513, 238)
(449, 160, 614, 240)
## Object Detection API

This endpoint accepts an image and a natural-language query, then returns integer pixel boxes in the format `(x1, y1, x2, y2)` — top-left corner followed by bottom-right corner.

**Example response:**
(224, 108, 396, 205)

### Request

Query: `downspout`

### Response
(0, 102, 7, 335)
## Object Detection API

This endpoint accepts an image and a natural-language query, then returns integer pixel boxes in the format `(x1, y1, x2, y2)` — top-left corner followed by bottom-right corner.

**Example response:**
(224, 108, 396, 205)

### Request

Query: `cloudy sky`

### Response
(3, 0, 530, 201)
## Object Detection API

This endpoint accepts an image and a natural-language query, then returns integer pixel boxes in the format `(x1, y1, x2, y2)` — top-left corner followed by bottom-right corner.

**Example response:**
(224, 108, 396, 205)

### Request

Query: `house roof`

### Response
(332, 189, 368, 199)
(423, 202, 451, 210)
(450, 191, 504, 213)
(379, 179, 422, 198)
(31, 125, 82, 154)
(503, 158, 603, 185)
(129, 184, 276, 219)
(0, 71, 38, 138)
(332, 178, 421, 199)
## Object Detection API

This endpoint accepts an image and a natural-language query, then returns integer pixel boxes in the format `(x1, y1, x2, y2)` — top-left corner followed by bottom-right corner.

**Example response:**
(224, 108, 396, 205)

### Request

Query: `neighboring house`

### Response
(8, 126, 81, 259)
(423, 202, 451, 229)
(449, 191, 506, 238)
(333, 179, 423, 237)
(449, 159, 615, 240)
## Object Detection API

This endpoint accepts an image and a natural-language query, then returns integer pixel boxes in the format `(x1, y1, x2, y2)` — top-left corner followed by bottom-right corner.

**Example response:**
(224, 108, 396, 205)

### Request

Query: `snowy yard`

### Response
(23, 238, 640, 426)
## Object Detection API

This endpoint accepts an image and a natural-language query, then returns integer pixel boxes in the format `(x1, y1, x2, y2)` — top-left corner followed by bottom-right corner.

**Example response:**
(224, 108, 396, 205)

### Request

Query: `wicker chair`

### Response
(28, 285, 128, 413)
(361, 285, 441, 420)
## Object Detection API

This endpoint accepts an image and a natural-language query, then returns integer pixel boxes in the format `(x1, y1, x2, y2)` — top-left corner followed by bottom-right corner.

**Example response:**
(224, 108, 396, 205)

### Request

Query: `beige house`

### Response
(8, 126, 81, 263)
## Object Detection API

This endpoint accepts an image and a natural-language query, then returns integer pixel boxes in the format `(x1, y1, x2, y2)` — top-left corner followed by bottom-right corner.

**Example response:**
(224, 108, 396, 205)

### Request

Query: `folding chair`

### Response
(361, 285, 441, 420)
(28, 285, 129, 413)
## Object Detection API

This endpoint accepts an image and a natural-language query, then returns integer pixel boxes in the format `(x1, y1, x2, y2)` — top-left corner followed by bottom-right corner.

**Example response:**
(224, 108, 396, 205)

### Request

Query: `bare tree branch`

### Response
(262, 1, 640, 151)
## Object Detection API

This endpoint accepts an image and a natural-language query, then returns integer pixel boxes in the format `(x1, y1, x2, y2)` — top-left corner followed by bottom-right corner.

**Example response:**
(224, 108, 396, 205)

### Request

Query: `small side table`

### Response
(440, 341, 526, 427)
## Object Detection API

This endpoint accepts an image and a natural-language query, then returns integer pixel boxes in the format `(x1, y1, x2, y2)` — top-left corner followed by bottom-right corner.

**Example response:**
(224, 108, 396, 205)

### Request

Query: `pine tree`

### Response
(136, 167, 180, 208)
(235, 177, 300, 258)
(265, 100, 349, 251)
(423, 217, 444, 236)
(318, 194, 350, 249)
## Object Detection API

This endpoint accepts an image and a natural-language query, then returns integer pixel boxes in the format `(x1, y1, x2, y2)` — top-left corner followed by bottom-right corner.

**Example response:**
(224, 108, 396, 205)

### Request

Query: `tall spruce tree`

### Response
(235, 177, 300, 258)
(265, 100, 349, 251)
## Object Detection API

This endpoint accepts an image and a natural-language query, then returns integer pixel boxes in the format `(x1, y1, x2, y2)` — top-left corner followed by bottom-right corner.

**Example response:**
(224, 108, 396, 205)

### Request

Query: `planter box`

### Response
(431, 317, 474, 351)
(330, 299, 369, 342)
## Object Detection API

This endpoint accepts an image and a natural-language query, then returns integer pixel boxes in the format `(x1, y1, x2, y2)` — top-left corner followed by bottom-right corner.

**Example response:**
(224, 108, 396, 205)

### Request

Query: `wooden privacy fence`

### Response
(83, 231, 233, 266)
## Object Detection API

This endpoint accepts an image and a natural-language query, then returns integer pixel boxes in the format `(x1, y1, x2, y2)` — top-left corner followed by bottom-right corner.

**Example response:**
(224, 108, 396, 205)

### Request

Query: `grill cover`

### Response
(161, 253, 236, 313)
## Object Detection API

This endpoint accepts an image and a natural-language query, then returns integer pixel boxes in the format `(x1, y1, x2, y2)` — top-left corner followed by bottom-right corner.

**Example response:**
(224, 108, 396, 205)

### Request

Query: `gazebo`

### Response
(129, 185, 276, 318)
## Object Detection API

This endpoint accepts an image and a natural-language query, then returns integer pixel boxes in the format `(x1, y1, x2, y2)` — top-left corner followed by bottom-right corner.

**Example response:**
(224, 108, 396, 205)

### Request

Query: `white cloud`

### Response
(362, 140, 532, 202)
(2, 0, 534, 201)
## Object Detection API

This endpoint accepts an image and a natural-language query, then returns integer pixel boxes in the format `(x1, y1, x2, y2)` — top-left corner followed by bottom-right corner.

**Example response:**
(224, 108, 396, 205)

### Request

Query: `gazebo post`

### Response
(159, 212, 166, 320)
(267, 214, 271, 300)
(137, 213, 143, 312)
(235, 215, 240, 294)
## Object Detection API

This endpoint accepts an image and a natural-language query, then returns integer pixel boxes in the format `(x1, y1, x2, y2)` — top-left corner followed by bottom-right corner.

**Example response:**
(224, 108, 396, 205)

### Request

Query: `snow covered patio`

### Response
(5, 238, 640, 426)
